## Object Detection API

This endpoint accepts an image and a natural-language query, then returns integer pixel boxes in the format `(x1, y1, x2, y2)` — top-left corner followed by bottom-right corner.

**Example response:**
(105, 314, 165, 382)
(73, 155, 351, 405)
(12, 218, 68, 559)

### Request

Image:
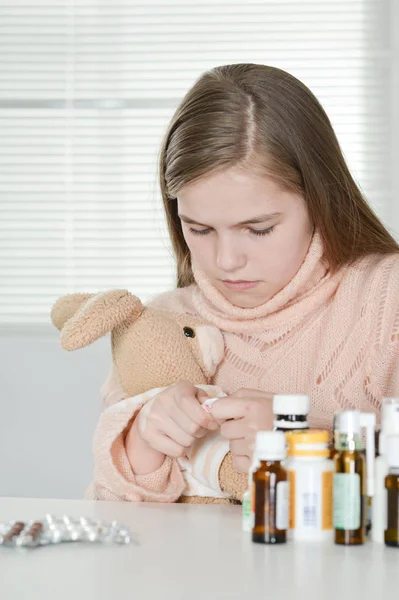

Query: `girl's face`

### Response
(177, 167, 313, 309)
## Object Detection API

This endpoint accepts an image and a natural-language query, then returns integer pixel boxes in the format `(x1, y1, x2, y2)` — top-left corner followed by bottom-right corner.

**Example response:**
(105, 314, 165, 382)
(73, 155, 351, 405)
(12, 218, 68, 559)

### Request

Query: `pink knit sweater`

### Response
(86, 233, 399, 502)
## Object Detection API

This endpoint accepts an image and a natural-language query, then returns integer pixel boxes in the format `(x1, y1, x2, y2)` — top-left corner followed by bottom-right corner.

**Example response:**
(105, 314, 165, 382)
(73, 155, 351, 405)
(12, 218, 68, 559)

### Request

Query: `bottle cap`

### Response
(382, 397, 399, 406)
(335, 410, 361, 436)
(286, 429, 330, 457)
(386, 435, 399, 468)
(380, 398, 399, 455)
(255, 430, 286, 461)
(273, 394, 310, 416)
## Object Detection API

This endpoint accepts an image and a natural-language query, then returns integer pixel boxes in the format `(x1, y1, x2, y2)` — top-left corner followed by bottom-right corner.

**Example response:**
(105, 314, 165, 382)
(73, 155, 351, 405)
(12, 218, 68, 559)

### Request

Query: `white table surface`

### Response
(0, 497, 398, 600)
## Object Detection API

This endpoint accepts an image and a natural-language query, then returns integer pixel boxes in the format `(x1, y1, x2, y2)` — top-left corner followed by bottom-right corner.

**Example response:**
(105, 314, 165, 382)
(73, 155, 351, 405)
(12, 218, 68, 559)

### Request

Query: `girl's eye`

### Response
(188, 225, 275, 237)
(250, 226, 275, 236)
(189, 227, 211, 236)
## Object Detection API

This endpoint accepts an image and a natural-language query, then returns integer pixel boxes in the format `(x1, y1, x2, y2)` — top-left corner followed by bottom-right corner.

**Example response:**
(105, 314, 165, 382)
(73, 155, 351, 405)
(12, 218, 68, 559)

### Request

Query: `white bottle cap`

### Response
(382, 397, 399, 406)
(380, 398, 399, 455)
(386, 435, 399, 468)
(336, 410, 361, 436)
(255, 430, 286, 461)
(381, 398, 399, 430)
(273, 394, 310, 416)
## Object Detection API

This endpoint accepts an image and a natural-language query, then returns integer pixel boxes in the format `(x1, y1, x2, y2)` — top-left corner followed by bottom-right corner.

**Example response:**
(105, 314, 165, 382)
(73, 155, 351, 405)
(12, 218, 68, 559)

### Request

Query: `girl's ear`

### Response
(51, 289, 143, 350)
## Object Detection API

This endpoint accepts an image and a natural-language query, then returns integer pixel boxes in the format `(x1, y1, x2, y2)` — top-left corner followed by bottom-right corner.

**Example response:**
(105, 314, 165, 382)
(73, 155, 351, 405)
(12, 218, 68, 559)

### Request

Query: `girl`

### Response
(87, 63, 399, 503)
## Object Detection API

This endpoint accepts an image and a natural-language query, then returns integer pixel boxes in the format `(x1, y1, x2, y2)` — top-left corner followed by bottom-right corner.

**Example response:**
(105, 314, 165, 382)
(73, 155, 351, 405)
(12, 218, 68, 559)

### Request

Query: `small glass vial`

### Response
(273, 394, 310, 432)
(372, 398, 399, 543)
(333, 410, 375, 545)
(252, 431, 289, 544)
(384, 435, 399, 547)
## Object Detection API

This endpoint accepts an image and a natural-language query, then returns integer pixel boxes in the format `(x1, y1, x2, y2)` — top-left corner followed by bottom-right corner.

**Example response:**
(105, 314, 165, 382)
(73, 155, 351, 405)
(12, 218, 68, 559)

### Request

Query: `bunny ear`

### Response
(53, 289, 143, 350)
(51, 293, 94, 331)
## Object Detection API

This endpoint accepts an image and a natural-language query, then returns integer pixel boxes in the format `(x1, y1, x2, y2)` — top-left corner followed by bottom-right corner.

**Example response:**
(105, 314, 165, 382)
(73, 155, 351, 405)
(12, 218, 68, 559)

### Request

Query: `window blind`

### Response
(0, 0, 394, 326)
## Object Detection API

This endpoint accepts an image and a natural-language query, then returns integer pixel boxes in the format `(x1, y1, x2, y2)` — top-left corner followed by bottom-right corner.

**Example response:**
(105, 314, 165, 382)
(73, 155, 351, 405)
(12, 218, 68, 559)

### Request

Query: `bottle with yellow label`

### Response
(285, 430, 334, 541)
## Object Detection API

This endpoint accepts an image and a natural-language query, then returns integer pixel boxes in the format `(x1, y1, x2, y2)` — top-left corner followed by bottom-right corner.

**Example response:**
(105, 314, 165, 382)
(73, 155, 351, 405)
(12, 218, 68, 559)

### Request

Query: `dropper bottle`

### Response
(333, 410, 376, 545)
(371, 397, 399, 542)
(384, 435, 399, 547)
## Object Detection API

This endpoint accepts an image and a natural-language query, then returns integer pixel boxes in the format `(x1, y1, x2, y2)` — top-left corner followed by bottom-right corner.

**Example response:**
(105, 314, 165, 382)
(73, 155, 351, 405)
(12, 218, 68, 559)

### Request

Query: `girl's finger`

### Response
(171, 403, 210, 438)
(211, 397, 248, 421)
(232, 454, 251, 474)
(149, 433, 187, 459)
(220, 417, 248, 440)
(159, 416, 196, 448)
(230, 438, 251, 457)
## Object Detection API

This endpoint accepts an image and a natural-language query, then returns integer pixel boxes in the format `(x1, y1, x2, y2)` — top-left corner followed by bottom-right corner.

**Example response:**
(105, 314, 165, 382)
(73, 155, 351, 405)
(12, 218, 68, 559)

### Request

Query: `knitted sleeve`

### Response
(87, 373, 186, 502)
(364, 256, 399, 412)
(88, 374, 234, 502)
(100, 370, 127, 409)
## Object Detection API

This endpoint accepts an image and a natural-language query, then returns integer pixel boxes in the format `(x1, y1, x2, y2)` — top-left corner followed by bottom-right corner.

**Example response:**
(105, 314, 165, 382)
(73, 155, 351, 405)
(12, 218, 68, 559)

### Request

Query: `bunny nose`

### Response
(195, 325, 225, 376)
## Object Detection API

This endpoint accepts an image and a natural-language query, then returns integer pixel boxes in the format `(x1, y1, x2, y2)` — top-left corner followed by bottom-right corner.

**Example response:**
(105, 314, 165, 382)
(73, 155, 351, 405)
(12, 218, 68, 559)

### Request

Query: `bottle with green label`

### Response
(333, 410, 376, 545)
(242, 459, 258, 533)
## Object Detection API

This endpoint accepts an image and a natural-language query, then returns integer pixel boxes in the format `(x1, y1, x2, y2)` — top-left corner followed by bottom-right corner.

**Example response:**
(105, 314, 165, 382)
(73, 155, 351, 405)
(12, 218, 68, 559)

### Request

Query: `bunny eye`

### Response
(183, 327, 195, 338)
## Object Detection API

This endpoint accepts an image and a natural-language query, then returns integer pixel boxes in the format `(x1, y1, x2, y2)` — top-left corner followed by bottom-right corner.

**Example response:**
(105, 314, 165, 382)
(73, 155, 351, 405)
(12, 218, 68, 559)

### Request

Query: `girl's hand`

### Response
(211, 388, 274, 473)
(137, 380, 218, 459)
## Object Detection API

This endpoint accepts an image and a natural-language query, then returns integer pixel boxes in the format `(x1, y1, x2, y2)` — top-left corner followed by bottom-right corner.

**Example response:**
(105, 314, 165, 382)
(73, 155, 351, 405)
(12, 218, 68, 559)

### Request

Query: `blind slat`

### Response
(0, 0, 394, 324)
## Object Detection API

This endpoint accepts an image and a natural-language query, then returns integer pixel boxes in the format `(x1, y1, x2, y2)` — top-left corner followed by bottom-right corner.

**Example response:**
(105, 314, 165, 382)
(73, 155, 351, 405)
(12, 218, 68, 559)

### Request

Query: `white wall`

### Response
(0, 329, 111, 499)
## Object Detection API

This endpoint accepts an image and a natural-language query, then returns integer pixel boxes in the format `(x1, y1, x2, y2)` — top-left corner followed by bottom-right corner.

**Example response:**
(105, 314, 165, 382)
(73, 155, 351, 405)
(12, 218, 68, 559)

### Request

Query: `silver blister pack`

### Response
(0, 514, 134, 549)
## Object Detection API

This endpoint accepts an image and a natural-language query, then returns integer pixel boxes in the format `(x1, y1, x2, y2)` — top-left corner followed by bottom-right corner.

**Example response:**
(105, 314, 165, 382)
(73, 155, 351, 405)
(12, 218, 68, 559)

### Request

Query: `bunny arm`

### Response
(176, 452, 247, 505)
(177, 495, 240, 505)
(218, 451, 248, 502)
(89, 388, 186, 503)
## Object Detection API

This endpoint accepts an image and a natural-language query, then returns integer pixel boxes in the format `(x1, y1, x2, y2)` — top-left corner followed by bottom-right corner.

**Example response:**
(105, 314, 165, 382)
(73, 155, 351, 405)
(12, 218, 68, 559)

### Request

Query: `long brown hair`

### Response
(158, 63, 398, 287)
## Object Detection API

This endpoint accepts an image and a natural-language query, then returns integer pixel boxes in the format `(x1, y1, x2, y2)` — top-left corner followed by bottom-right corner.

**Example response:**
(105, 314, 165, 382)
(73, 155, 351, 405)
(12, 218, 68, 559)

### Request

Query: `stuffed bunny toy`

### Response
(51, 289, 247, 504)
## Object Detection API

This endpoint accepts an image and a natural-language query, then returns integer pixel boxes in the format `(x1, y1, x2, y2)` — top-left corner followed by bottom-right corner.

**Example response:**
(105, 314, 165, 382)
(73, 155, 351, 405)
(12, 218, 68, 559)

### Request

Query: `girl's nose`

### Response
(216, 238, 246, 272)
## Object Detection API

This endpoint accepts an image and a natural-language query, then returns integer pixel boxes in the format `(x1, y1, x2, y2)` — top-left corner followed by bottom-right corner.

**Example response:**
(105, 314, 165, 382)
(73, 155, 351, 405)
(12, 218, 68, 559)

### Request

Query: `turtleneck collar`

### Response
(190, 231, 343, 333)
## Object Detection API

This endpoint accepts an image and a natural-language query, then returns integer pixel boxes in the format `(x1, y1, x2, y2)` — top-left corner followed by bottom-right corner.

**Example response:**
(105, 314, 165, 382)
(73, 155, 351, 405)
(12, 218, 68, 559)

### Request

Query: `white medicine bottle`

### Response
(285, 429, 334, 541)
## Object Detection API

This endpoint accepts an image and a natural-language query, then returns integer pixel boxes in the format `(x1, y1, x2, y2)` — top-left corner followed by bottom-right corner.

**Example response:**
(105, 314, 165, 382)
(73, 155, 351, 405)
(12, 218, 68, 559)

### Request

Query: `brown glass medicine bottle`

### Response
(252, 430, 289, 545)
(385, 435, 399, 547)
(333, 410, 375, 546)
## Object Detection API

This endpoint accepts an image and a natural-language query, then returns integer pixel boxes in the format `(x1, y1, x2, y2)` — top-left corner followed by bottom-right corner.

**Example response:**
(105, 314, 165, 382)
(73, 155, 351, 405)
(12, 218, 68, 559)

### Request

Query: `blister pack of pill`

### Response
(0, 514, 135, 549)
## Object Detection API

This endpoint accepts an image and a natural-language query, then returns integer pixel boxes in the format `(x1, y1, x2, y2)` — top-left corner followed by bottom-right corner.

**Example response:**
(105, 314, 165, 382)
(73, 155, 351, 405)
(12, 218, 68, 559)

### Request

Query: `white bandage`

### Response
(201, 397, 221, 413)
